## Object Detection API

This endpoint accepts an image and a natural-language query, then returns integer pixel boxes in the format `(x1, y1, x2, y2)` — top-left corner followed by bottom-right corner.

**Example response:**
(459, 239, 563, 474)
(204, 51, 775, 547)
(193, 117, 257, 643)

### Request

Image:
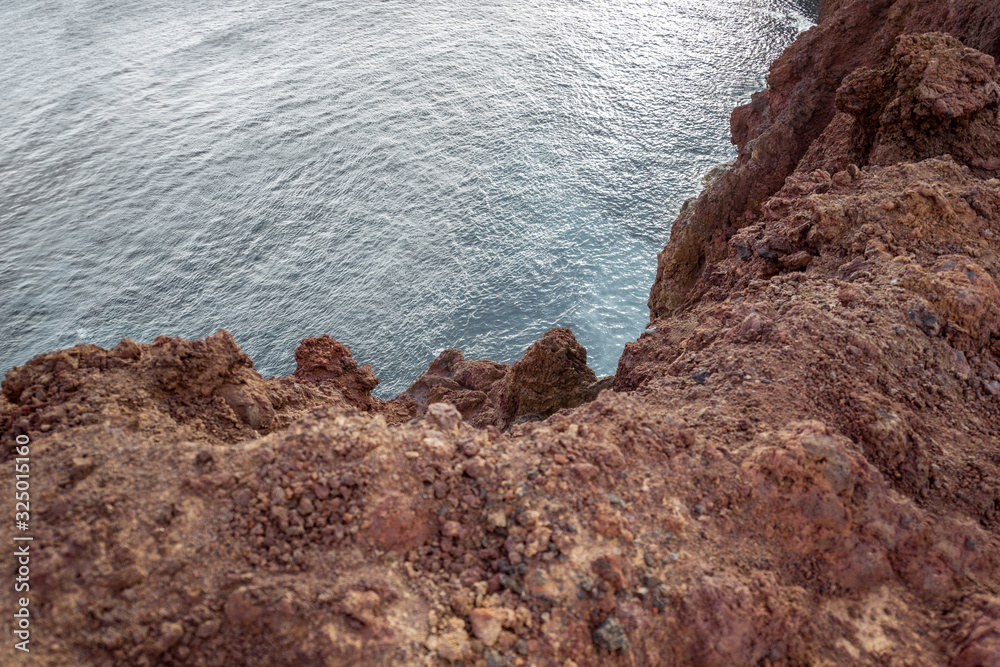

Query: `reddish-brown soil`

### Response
(2, 1, 1000, 665)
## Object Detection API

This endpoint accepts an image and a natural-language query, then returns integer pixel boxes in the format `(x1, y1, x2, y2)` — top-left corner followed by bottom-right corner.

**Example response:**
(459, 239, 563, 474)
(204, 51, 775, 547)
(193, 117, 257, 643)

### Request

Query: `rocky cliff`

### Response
(2, 0, 1000, 665)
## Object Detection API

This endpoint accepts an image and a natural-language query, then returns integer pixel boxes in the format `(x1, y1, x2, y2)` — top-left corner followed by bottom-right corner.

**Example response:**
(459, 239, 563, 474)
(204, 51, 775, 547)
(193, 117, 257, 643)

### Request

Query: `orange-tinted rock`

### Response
(363, 492, 433, 552)
(3, 2, 1000, 666)
(293, 334, 379, 410)
(469, 608, 503, 646)
(834, 33, 1000, 170)
(650, 0, 1000, 318)
(394, 329, 604, 430)
(1, 329, 276, 442)
(395, 348, 507, 425)
(495, 328, 599, 428)
(900, 256, 1000, 353)
(143, 329, 254, 396)
(590, 554, 628, 591)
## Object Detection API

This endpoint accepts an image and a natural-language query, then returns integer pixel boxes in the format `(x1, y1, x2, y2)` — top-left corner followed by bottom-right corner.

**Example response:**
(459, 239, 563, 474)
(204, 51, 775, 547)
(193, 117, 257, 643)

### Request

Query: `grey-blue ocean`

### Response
(0, 0, 817, 396)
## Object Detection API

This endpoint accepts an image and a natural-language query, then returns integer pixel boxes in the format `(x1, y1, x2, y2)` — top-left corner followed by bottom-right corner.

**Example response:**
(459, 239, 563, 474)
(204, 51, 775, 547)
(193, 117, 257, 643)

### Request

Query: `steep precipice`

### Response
(2, 1, 1000, 665)
(648, 0, 1000, 318)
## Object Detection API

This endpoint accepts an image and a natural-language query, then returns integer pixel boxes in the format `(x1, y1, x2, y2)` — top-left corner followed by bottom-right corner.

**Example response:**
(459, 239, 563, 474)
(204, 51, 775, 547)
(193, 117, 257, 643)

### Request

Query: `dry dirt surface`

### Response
(3, 1, 1000, 665)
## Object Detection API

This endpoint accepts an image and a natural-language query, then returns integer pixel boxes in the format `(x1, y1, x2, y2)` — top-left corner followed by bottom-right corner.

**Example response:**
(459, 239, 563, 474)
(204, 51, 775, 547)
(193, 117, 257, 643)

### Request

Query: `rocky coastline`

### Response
(2, 0, 1000, 664)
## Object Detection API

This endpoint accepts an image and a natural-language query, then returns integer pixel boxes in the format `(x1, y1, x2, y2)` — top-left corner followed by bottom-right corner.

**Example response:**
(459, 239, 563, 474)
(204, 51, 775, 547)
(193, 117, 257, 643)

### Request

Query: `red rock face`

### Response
(2, 1, 1000, 665)
(829, 32, 1000, 171)
(649, 0, 1000, 318)
(1, 329, 277, 439)
(392, 347, 507, 427)
(388, 327, 608, 429)
(293, 334, 379, 410)
(679, 569, 805, 666)
(494, 328, 600, 428)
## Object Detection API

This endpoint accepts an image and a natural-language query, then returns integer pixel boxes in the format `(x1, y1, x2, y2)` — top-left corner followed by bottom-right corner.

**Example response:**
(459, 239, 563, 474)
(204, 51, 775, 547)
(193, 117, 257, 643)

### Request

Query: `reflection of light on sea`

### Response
(0, 0, 817, 395)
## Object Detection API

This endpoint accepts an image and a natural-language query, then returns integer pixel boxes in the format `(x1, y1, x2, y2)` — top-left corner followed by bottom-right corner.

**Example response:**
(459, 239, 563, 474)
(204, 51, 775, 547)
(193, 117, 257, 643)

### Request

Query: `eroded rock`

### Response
(293, 334, 379, 410)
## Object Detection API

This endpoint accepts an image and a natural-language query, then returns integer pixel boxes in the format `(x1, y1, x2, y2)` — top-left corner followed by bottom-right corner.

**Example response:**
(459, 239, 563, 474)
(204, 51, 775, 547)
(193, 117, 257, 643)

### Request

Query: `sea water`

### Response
(0, 0, 818, 395)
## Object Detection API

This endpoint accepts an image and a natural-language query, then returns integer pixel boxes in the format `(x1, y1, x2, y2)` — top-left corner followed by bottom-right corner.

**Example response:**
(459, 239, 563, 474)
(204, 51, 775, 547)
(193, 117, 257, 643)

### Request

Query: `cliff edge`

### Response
(2, 1, 1000, 665)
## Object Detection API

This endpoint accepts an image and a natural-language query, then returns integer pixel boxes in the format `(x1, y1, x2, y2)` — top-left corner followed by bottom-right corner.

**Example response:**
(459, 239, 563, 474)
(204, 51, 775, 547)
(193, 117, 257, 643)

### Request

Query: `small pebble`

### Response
(485, 649, 503, 667)
(593, 617, 629, 652)
(607, 492, 627, 509)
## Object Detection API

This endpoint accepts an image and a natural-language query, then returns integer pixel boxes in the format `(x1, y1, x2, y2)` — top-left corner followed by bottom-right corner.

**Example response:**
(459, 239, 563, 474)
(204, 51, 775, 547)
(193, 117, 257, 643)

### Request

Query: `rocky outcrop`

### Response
(804, 32, 1000, 173)
(649, 0, 1000, 318)
(389, 348, 509, 428)
(0, 330, 389, 449)
(293, 334, 379, 411)
(494, 328, 602, 427)
(390, 328, 609, 430)
(1, 330, 278, 441)
(1, 1, 1000, 665)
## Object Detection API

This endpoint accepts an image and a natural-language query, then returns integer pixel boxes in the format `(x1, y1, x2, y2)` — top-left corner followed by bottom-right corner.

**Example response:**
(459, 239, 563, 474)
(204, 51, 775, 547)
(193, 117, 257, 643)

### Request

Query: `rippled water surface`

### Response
(1, 0, 817, 395)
